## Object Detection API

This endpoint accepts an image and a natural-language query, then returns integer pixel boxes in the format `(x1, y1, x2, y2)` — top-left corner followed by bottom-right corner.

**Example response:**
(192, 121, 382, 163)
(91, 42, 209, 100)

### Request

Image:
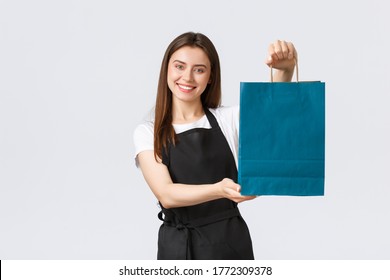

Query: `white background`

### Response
(1, 0, 389, 259)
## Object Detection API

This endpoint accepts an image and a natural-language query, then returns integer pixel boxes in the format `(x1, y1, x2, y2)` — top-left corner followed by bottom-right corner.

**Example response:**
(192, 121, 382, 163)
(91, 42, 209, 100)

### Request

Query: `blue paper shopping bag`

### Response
(238, 81, 325, 196)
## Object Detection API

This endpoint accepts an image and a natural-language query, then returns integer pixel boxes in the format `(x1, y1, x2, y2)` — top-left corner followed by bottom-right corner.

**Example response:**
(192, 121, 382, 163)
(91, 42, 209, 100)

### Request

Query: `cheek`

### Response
(200, 74, 211, 88)
(166, 71, 174, 89)
(167, 67, 179, 81)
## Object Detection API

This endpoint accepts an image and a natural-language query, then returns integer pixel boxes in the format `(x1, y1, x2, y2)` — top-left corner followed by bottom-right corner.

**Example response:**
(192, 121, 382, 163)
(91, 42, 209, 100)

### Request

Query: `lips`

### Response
(179, 84, 194, 90)
(177, 83, 196, 91)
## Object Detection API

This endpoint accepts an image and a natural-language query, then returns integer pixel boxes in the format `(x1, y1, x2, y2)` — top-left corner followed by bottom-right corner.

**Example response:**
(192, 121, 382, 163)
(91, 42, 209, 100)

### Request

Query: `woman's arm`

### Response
(137, 150, 255, 209)
(265, 40, 297, 82)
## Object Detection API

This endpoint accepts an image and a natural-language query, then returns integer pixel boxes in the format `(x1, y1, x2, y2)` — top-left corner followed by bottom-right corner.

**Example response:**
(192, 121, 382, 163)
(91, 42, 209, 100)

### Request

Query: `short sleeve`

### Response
(220, 105, 240, 136)
(133, 121, 154, 167)
(208, 105, 240, 168)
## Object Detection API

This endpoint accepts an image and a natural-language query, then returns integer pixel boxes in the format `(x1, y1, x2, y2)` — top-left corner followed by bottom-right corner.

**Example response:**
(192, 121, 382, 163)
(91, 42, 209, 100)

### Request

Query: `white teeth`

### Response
(178, 84, 194, 90)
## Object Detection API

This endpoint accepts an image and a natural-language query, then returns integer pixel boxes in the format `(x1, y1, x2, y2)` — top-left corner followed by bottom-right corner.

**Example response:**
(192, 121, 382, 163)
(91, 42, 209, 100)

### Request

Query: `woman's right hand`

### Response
(138, 150, 256, 208)
(217, 178, 257, 203)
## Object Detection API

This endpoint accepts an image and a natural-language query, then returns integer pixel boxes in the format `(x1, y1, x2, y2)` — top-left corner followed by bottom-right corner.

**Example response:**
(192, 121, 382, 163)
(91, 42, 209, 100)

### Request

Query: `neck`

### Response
(172, 100, 204, 124)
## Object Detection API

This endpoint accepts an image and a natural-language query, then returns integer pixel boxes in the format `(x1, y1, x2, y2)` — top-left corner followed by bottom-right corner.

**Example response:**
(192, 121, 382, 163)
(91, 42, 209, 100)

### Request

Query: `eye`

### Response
(194, 68, 205, 73)
(175, 64, 184, 70)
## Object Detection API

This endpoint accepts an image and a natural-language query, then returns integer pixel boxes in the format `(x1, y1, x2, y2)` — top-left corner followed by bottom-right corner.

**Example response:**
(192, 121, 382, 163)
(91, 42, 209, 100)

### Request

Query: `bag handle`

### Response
(270, 58, 299, 82)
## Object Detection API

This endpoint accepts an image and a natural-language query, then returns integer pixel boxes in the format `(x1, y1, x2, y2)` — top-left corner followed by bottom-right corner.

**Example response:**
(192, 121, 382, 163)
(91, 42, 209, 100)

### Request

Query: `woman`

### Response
(134, 32, 297, 259)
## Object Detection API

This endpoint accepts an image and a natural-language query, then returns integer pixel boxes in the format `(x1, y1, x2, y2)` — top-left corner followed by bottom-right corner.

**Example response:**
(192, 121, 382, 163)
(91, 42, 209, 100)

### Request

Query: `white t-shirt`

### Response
(133, 106, 240, 168)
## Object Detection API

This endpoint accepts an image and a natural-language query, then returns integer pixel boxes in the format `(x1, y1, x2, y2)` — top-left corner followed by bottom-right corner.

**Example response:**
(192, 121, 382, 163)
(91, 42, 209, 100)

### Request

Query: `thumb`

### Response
(265, 55, 273, 67)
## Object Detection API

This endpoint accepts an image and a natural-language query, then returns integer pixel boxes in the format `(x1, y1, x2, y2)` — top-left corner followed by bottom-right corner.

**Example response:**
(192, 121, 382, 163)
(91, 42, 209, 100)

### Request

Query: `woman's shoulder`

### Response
(134, 108, 155, 137)
(134, 120, 154, 134)
(208, 105, 239, 122)
(133, 118, 154, 160)
(209, 104, 239, 114)
(208, 105, 240, 138)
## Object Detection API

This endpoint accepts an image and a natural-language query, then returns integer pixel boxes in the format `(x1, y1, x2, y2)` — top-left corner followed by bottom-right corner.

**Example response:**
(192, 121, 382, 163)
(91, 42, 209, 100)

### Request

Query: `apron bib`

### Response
(158, 108, 254, 260)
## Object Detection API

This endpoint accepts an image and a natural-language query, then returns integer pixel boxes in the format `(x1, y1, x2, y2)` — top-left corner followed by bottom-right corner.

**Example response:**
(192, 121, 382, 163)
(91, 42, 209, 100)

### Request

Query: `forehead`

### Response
(170, 46, 210, 66)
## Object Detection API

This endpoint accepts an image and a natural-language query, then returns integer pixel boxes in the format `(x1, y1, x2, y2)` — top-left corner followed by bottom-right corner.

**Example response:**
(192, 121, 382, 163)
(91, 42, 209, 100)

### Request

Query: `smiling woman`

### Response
(167, 46, 211, 110)
(133, 32, 297, 260)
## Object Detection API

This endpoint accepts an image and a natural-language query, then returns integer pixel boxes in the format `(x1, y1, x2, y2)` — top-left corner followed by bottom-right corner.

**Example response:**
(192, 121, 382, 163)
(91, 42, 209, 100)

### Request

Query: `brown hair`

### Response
(154, 32, 222, 161)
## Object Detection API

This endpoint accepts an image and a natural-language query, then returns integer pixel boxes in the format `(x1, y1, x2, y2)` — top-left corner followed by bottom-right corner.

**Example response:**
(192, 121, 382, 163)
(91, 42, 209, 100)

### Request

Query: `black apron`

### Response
(157, 108, 254, 260)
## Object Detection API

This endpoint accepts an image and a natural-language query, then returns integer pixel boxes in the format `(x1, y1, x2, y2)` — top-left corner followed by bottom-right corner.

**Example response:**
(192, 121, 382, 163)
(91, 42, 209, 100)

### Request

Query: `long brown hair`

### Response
(154, 32, 222, 161)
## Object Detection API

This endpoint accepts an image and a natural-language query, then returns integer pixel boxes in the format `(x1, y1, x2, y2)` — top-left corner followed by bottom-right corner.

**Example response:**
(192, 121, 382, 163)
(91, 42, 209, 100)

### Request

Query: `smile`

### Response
(177, 84, 196, 91)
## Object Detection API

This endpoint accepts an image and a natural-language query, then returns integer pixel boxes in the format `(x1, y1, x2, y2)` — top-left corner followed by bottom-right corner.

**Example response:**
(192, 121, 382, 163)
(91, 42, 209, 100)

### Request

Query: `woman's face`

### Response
(167, 46, 211, 105)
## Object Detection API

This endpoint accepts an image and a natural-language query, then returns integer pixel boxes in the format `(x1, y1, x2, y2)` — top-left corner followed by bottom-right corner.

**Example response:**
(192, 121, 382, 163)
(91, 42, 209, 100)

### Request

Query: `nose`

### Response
(182, 68, 194, 82)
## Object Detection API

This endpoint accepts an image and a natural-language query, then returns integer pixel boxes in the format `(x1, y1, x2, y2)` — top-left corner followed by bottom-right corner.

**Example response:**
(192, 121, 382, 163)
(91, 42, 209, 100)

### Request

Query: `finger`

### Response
(237, 195, 257, 203)
(273, 40, 284, 60)
(223, 179, 240, 189)
(280, 40, 289, 59)
(286, 41, 296, 60)
(267, 43, 279, 63)
(221, 178, 236, 188)
(265, 55, 273, 67)
(224, 187, 240, 197)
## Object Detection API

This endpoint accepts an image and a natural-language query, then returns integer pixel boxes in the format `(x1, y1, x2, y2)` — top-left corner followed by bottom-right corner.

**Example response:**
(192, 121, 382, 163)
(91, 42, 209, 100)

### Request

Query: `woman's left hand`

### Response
(265, 40, 297, 82)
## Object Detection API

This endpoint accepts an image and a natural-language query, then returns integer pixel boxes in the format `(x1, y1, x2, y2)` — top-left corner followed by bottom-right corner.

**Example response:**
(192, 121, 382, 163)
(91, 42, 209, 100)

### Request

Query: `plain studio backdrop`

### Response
(1, 0, 389, 260)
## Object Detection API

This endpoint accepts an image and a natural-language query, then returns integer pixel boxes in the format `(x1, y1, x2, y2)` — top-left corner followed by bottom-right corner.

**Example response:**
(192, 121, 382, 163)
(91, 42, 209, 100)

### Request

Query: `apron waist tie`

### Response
(158, 208, 241, 259)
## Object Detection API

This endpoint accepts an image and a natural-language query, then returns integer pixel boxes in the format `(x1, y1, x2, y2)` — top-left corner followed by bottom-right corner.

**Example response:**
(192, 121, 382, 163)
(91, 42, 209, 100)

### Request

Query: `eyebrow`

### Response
(173, 60, 208, 68)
